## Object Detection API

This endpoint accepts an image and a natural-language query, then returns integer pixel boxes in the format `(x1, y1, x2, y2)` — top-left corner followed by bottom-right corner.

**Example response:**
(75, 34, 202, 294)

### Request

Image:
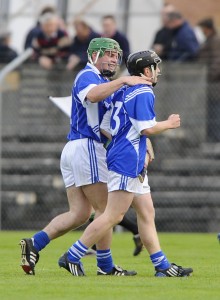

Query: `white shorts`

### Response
(60, 139, 108, 188)
(107, 170, 151, 194)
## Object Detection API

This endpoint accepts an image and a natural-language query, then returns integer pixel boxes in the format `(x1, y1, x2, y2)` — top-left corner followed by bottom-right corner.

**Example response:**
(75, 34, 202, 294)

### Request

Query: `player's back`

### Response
(107, 84, 154, 177)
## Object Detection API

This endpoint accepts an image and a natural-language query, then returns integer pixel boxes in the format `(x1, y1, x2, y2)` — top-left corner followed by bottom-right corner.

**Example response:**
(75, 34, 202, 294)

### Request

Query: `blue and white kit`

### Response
(105, 84, 157, 193)
(61, 63, 111, 187)
(68, 63, 111, 143)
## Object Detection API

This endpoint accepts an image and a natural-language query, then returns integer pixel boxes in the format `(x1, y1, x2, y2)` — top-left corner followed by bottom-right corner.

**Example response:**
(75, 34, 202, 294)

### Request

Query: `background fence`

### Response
(1, 61, 220, 232)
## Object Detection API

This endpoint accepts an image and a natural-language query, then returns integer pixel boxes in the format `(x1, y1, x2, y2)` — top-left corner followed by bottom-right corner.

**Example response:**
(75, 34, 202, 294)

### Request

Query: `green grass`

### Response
(0, 231, 220, 300)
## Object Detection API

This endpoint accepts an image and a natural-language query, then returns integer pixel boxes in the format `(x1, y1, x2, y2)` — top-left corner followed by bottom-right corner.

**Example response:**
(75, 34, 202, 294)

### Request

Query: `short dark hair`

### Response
(198, 18, 215, 30)
(102, 15, 116, 22)
(40, 6, 56, 16)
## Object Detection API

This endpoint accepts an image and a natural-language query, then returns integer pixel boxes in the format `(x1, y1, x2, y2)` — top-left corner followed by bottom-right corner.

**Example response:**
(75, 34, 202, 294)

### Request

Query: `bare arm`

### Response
(100, 128, 112, 141)
(87, 75, 152, 103)
(100, 110, 112, 140)
(141, 114, 180, 136)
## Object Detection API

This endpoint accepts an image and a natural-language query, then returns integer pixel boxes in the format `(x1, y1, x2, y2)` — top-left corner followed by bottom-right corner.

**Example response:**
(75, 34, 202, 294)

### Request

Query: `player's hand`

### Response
(122, 75, 152, 86)
(167, 114, 181, 128)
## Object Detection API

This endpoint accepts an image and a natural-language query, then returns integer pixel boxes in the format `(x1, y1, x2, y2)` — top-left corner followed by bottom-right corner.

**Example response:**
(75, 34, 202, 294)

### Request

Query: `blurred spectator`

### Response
(165, 11, 199, 61)
(198, 18, 220, 81)
(197, 18, 220, 142)
(101, 15, 130, 63)
(152, 3, 175, 60)
(32, 13, 71, 70)
(24, 6, 67, 50)
(0, 31, 17, 64)
(66, 19, 100, 71)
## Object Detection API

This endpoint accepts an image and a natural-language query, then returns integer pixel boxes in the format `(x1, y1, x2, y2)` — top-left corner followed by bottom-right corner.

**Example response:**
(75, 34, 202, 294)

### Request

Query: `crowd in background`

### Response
(0, 3, 219, 70)
(0, 3, 220, 141)
(0, 5, 131, 71)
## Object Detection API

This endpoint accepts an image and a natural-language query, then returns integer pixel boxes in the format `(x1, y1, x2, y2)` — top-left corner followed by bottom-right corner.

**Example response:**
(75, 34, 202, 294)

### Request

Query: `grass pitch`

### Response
(0, 231, 219, 300)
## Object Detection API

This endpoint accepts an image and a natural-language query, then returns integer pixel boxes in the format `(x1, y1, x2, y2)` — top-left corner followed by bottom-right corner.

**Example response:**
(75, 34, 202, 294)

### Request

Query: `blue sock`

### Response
(32, 231, 50, 252)
(68, 240, 88, 263)
(96, 249, 114, 273)
(150, 250, 171, 270)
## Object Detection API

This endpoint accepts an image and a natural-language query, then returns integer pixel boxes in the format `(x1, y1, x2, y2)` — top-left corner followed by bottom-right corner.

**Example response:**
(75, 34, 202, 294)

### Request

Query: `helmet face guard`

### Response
(126, 50, 162, 82)
(87, 37, 123, 77)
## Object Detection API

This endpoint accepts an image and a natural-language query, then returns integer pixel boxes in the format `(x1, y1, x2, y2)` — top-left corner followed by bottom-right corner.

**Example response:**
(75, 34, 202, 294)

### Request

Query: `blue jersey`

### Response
(68, 63, 111, 143)
(107, 84, 157, 177)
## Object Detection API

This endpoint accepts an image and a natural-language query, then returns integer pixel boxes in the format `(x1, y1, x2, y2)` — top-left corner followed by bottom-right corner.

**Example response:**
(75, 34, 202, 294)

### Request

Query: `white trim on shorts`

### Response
(107, 170, 151, 194)
(60, 139, 108, 188)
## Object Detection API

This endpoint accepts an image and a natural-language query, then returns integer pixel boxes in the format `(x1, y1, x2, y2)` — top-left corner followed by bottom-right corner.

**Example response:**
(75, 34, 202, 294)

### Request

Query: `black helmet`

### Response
(126, 50, 161, 76)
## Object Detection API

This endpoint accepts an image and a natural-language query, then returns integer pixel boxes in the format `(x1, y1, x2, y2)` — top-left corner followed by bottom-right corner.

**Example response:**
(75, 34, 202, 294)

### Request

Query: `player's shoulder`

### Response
(126, 84, 153, 93)
(114, 85, 127, 97)
(75, 64, 100, 83)
(111, 86, 127, 103)
(79, 66, 99, 78)
(125, 84, 154, 102)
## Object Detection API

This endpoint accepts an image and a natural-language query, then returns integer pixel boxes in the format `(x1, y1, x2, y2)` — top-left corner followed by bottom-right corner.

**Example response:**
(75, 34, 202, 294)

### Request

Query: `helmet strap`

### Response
(151, 65, 156, 82)
(94, 51, 100, 64)
(88, 51, 101, 65)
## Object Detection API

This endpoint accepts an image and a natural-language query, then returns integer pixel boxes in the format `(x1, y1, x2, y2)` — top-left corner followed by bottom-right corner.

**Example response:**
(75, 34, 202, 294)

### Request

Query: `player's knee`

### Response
(69, 209, 91, 226)
(81, 210, 92, 224)
(116, 215, 124, 225)
(113, 212, 125, 226)
(102, 212, 123, 227)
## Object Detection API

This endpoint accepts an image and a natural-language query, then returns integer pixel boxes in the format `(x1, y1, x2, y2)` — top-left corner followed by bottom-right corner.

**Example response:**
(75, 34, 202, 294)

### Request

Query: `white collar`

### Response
(87, 62, 101, 75)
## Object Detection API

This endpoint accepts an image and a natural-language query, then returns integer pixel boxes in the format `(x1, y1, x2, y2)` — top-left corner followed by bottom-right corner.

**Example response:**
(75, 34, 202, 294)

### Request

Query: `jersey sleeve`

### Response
(124, 86, 157, 134)
(100, 109, 111, 135)
(73, 70, 100, 106)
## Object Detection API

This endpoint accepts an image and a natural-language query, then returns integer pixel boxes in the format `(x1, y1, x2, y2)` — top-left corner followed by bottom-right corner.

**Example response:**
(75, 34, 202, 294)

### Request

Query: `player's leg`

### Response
(133, 192, 193, 277)
(82, 182, 112, 250)
(43, 185, 92, 239)
(19, 140, 92, 275)
(82, 182, 114, 272)
(20, 185, 92, 275)
(58, 141, 136, 276)
(79, 190, 133, 247)
(87, 205, 143, 256)
(132, 193, 161, 254)
(119, 207, 143, 256)
(60, 190, 136, 276)
(78, 141, 114, 273)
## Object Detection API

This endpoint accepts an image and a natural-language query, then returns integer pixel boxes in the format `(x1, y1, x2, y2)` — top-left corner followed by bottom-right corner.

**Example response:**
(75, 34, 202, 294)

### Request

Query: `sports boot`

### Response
(155, 263, 193, 277)
(58, 252, 85, 276)
(19, 238, 39, 275)
(97, 265, 137, 276)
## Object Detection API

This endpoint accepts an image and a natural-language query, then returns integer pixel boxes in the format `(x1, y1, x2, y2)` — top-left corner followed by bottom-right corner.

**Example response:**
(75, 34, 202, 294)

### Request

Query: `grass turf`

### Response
(0, 231, 219, 300)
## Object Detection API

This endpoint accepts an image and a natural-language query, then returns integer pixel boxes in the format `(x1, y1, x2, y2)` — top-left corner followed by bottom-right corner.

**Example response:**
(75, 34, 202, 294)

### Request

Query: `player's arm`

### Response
(100, 110, 112, 140)
(125, 89, 180, 135)
(87, 75, 152, 103)
(101, 129, 112, 141)
(141, 114, 180, 136)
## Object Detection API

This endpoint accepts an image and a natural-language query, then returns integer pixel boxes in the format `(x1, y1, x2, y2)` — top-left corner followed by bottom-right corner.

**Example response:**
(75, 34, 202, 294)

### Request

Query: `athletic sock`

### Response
(32, 231, 50, 252)
(67, 240, 88, 264)
(96, 249, 114, 273)
(150, 250, 171, 270)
